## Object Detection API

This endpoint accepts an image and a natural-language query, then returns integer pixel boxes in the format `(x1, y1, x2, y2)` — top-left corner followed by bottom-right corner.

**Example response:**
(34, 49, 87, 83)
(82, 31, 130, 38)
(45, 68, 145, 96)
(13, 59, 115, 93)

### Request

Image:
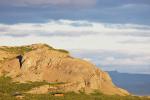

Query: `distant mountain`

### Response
(108, 71, 150, 96)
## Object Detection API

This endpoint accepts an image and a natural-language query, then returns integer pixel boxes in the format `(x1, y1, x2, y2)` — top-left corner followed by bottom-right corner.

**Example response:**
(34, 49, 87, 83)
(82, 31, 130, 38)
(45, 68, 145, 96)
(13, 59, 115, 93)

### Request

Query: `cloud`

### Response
(0, 19, 150, 56)
(100, 56, 150, 66)
(119, 39, 150, 44)
(110, 3, 150, 11)
(71, 49, 150, 64)
(0, 0, 150, 25)
(0, 20, 150, 74)
(11, 0, 145, 7)
(71, 49, 150, 74)
(0, 0, 96, 7)
(0, 19, 150, 37)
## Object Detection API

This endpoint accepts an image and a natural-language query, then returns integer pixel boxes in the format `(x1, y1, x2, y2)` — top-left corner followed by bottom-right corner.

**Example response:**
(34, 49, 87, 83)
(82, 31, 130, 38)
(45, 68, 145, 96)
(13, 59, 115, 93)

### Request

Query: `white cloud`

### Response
(71, 49, 150, 74)
(0, 19, 150, 37)
(83, 58, 92, 62)
(0, 19, 150, 54)
(100, 56, 150, 66)
(0, 19, 150, 74)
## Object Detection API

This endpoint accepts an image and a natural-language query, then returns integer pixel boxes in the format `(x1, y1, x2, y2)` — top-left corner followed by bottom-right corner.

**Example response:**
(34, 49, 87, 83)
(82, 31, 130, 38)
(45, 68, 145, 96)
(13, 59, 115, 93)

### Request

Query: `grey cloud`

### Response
(0, 27, 9, 32)
(96, 0, 150, 8)
(112, 32, 150, 37)
(101, 65, 150, 74)
(103, 23, 150, 30)
(8, 0, 149, 7)
(36, 31, 98, 37)
(0, 0, 150, 25)
(0, 30, 98, 38)
(52, 20, 93, 27)
(0, 33, 29, 37)
(71, 49, 144, 61)
(69, 23, 93, 27)
(119, 39, 150, 44)
(0, 0, 96, 7)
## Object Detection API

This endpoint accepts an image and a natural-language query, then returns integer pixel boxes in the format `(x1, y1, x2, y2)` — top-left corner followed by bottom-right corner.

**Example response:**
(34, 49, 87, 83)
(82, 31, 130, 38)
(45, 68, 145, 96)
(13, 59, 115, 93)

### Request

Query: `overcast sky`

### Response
(0, 0, 150, 74)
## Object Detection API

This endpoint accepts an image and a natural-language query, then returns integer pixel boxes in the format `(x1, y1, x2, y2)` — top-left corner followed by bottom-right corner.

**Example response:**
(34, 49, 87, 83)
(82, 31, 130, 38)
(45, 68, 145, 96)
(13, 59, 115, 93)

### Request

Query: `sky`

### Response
(0, 0, 150, 74)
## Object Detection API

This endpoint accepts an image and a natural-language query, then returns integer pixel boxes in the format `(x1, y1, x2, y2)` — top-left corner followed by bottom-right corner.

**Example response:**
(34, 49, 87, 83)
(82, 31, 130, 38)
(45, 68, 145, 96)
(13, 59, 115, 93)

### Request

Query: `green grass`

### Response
(43, 44, 69, 54)
(56, 49, 69, 54)
(48, 82, 66, 86)
(0, 76, 48, 94)
(0, 46, 33, 55)
(0, 76, 149, 100)
(43, 44, 54, 49)
(0, 44, 69, 55)
(48, 47, 69, 54)
(18, 92, 150, 100)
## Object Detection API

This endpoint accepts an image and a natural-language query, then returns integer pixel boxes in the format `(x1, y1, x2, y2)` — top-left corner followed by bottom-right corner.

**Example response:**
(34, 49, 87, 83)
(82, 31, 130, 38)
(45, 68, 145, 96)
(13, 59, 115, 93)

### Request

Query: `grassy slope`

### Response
(0, 46, 33, 55)
(0, 76, 149, 100)
(0, 44, 69, 55)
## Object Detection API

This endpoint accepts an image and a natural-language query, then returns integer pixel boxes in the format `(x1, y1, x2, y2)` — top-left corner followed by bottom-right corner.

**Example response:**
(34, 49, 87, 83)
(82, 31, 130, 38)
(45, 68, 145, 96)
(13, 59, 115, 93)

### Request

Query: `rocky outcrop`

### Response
(0, 44, 129, 95)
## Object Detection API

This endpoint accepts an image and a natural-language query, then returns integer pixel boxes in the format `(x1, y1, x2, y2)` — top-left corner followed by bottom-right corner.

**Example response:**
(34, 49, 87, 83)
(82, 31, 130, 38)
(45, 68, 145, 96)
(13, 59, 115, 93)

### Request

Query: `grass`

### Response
(38, 44, 70, 54)
(0, 45, 69, 55)
(0, 44, 69, 55)
(43, 44, 54, 49)
(56, 49, 69, 54)
(15, 92, 150, 100)
(43, 44, 69, 54)
(0, 76, 149, 100)
(0, 46, 33, 55)
(0, 76, 48, 94)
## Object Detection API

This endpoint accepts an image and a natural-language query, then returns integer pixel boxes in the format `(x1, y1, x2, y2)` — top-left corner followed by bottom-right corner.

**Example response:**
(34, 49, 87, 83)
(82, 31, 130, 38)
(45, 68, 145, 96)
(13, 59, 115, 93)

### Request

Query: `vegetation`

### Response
(0, 76, 149, 100)
(43, 44, 54, 49)
(43, 43, 69, 53)
(0, 76, 48, 94)
(0, 46, 33, 55)
(0, 44, 69, 56)
(48, 82, 66, 86)
(56, 49, 69, 54)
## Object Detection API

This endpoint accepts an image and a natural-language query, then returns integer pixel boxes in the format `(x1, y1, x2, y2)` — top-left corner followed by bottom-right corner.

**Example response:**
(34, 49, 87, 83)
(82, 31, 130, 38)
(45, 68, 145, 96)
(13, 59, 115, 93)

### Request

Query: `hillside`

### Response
(0, 44, 129, 96)
(0, 76, 149, 100)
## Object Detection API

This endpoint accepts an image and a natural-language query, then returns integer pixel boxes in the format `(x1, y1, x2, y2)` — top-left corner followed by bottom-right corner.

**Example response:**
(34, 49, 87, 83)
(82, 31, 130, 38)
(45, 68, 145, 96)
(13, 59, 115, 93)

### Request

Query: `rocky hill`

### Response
(0, 44, 129, 95)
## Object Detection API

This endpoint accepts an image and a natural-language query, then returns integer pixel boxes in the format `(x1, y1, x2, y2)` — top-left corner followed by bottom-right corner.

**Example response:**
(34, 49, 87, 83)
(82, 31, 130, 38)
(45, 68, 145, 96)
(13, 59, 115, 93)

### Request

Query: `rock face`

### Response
(0, 44, 129, 95)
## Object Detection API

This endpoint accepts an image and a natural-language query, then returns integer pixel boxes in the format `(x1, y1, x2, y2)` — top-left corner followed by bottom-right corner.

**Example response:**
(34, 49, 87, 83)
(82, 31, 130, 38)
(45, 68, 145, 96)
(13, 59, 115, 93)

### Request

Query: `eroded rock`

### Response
(0, 44, 129, 95)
